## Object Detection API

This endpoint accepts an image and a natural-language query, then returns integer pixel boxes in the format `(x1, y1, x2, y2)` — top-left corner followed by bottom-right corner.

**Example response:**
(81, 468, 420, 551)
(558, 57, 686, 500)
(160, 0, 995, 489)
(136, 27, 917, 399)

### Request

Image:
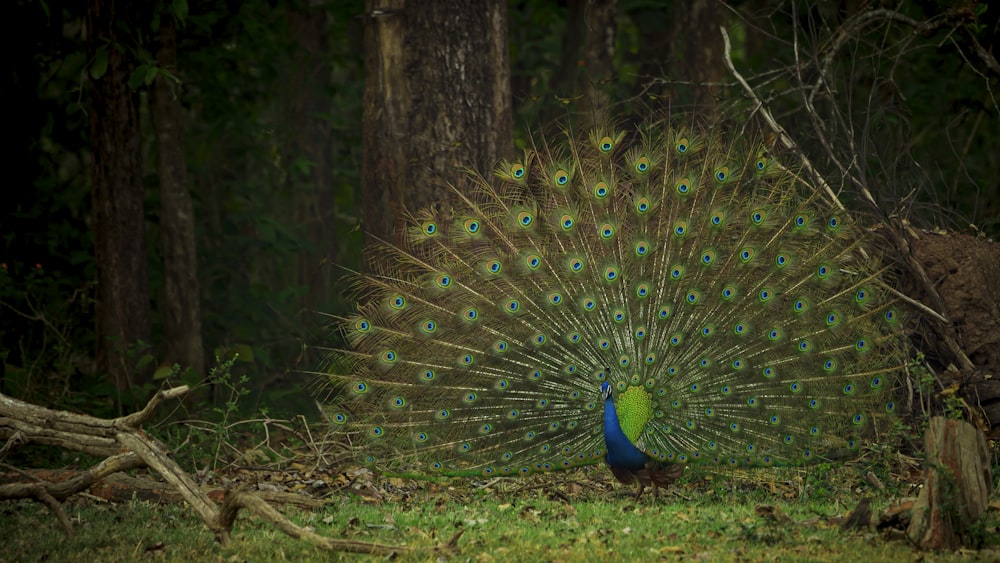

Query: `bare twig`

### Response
(720, 26, 848, 212)
(719, 23, 976, 375)
(886, 286, 949, 325)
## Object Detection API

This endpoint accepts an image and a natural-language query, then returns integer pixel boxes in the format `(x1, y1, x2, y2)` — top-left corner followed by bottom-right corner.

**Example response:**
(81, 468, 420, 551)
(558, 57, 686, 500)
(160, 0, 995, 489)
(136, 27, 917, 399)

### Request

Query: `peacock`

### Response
(315, 117, 907, 498)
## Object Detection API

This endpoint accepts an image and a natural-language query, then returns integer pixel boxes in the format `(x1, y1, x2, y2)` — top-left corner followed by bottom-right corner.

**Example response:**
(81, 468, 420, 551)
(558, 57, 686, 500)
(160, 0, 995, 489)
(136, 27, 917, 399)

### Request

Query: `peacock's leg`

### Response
(633, 482, 645, 502)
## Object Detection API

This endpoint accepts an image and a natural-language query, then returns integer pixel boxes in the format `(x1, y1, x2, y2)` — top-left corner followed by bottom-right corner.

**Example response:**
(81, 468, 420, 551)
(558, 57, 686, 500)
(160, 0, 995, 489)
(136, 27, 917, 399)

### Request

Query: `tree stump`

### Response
(907, 416, 993, 549)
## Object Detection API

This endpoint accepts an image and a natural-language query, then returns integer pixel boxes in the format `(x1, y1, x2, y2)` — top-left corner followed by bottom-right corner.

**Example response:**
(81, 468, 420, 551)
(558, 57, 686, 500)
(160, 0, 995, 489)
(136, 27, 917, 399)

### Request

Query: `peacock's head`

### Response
(600, 381, 612, 401)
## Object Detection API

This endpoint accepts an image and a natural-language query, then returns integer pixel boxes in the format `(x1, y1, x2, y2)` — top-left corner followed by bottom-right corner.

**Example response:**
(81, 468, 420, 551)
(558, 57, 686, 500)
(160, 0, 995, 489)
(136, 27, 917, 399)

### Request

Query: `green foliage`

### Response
(803, 462, 835, 501)
(3, 2, 97, 409)
(0, 261, 96, 406)
(146, 355, 251, 470)
(507, 0, 568, 123)
(908, 353, 970, 424)
(994, 448, 1000, 492)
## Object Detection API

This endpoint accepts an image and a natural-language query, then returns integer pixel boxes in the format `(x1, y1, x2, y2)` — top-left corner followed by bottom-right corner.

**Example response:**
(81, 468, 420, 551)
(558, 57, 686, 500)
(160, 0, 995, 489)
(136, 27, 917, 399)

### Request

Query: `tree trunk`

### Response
(548, 0, 618, 125)
(361, 0, 514, 248)
(150, 14, 206, 380)
(667, 0, 724, 110)
(285, 2, 335, 311)
(577, 0, 617, 122)
(628, 0, 724, 111)
(87, 0, 153, 398)
(628, 3, 672, 102)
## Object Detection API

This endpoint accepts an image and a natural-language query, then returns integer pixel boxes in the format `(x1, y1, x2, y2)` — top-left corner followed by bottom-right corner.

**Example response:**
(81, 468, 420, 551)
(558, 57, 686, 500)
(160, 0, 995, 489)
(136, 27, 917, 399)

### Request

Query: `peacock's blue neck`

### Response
(602, 385, 649, 470)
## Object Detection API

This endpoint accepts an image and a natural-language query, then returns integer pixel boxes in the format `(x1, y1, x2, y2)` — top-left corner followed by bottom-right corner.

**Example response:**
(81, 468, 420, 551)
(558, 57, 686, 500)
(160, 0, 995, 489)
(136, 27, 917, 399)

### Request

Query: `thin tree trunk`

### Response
(87, 0, 153, 398)
(548, 0, 587, 99)
(668, 0, 724, 110)
(547, 0, 618, 125)
(628, 0, 724, 111)
(628, 4, 671, 102)
(286, 2, 335, 311)
(151, 14, 206, 379)
(578, 0, 617, 122)
(361, 0, 513, 248)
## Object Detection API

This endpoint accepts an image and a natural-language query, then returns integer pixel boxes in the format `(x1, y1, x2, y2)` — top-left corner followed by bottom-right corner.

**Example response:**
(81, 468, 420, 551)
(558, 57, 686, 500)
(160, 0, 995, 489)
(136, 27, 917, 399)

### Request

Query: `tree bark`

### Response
(907, 417, 992, 549)
(361, 0, 514, 248)
(628, 3, 672, 102)
(87, 0, 153, 397)
(151, 14, 206, 379)
(577, 0, 617, 122)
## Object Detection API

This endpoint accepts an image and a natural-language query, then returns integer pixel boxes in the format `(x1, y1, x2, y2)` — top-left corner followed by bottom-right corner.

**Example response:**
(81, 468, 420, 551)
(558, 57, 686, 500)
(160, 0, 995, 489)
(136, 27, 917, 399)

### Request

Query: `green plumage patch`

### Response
(616, 386, 654, 444)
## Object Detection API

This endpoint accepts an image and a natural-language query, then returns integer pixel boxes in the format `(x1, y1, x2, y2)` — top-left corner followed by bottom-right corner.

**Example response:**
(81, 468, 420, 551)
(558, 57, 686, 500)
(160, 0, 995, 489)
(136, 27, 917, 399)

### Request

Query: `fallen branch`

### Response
(0, 387, 407, 554)
(219, 489, 409, 555)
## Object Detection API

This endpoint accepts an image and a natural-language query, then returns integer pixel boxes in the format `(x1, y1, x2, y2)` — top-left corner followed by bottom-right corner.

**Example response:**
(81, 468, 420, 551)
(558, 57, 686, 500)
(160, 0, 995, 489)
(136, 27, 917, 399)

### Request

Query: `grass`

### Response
(2, 465, 998, 562)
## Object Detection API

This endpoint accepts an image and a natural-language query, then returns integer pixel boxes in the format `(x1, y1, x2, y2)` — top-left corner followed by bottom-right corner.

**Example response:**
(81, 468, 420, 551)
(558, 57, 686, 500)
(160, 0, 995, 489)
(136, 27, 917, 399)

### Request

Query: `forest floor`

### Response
(1, 462, 998, 562)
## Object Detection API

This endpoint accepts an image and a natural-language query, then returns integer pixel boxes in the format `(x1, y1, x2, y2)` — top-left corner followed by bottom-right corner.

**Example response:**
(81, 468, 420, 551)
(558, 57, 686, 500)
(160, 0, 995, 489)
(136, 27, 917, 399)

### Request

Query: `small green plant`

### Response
(910, 353, 937, 432)
(802, 462, 834, 501)
(207, 354, 249, 468)
(942, 393, 966, 421)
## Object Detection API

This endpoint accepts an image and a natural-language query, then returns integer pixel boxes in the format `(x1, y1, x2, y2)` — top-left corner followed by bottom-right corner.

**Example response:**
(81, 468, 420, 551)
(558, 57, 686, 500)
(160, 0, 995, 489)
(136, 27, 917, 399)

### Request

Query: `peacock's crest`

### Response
(315, 118, 906, 483)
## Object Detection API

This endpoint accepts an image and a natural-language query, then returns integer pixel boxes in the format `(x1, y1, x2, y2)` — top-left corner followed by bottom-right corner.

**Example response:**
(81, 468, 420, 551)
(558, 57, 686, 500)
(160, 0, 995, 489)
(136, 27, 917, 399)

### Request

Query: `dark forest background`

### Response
(2, 0, 998, 421)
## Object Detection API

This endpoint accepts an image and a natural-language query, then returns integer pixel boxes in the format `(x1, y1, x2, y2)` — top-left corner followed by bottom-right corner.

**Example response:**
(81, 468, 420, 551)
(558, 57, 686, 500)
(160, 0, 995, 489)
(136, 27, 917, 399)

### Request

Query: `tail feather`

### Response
(316, 119, 907, 480)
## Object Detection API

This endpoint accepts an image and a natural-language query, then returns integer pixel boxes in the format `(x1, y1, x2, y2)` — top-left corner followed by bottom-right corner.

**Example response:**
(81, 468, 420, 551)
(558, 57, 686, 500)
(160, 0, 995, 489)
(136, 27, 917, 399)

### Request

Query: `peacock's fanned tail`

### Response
(314, 119, 906, 479)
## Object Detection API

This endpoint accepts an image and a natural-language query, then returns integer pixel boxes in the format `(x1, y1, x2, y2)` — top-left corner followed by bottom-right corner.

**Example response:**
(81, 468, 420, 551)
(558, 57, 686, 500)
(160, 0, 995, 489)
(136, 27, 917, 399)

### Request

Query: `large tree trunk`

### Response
(361, 0, 513, 247)
(150, 14, 206, 380)
(87, 0, 153, 398)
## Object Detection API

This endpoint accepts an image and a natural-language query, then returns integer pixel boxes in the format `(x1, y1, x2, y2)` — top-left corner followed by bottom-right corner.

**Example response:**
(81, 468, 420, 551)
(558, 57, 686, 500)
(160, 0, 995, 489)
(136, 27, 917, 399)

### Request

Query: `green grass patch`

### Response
(2, 466, 998, 562)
